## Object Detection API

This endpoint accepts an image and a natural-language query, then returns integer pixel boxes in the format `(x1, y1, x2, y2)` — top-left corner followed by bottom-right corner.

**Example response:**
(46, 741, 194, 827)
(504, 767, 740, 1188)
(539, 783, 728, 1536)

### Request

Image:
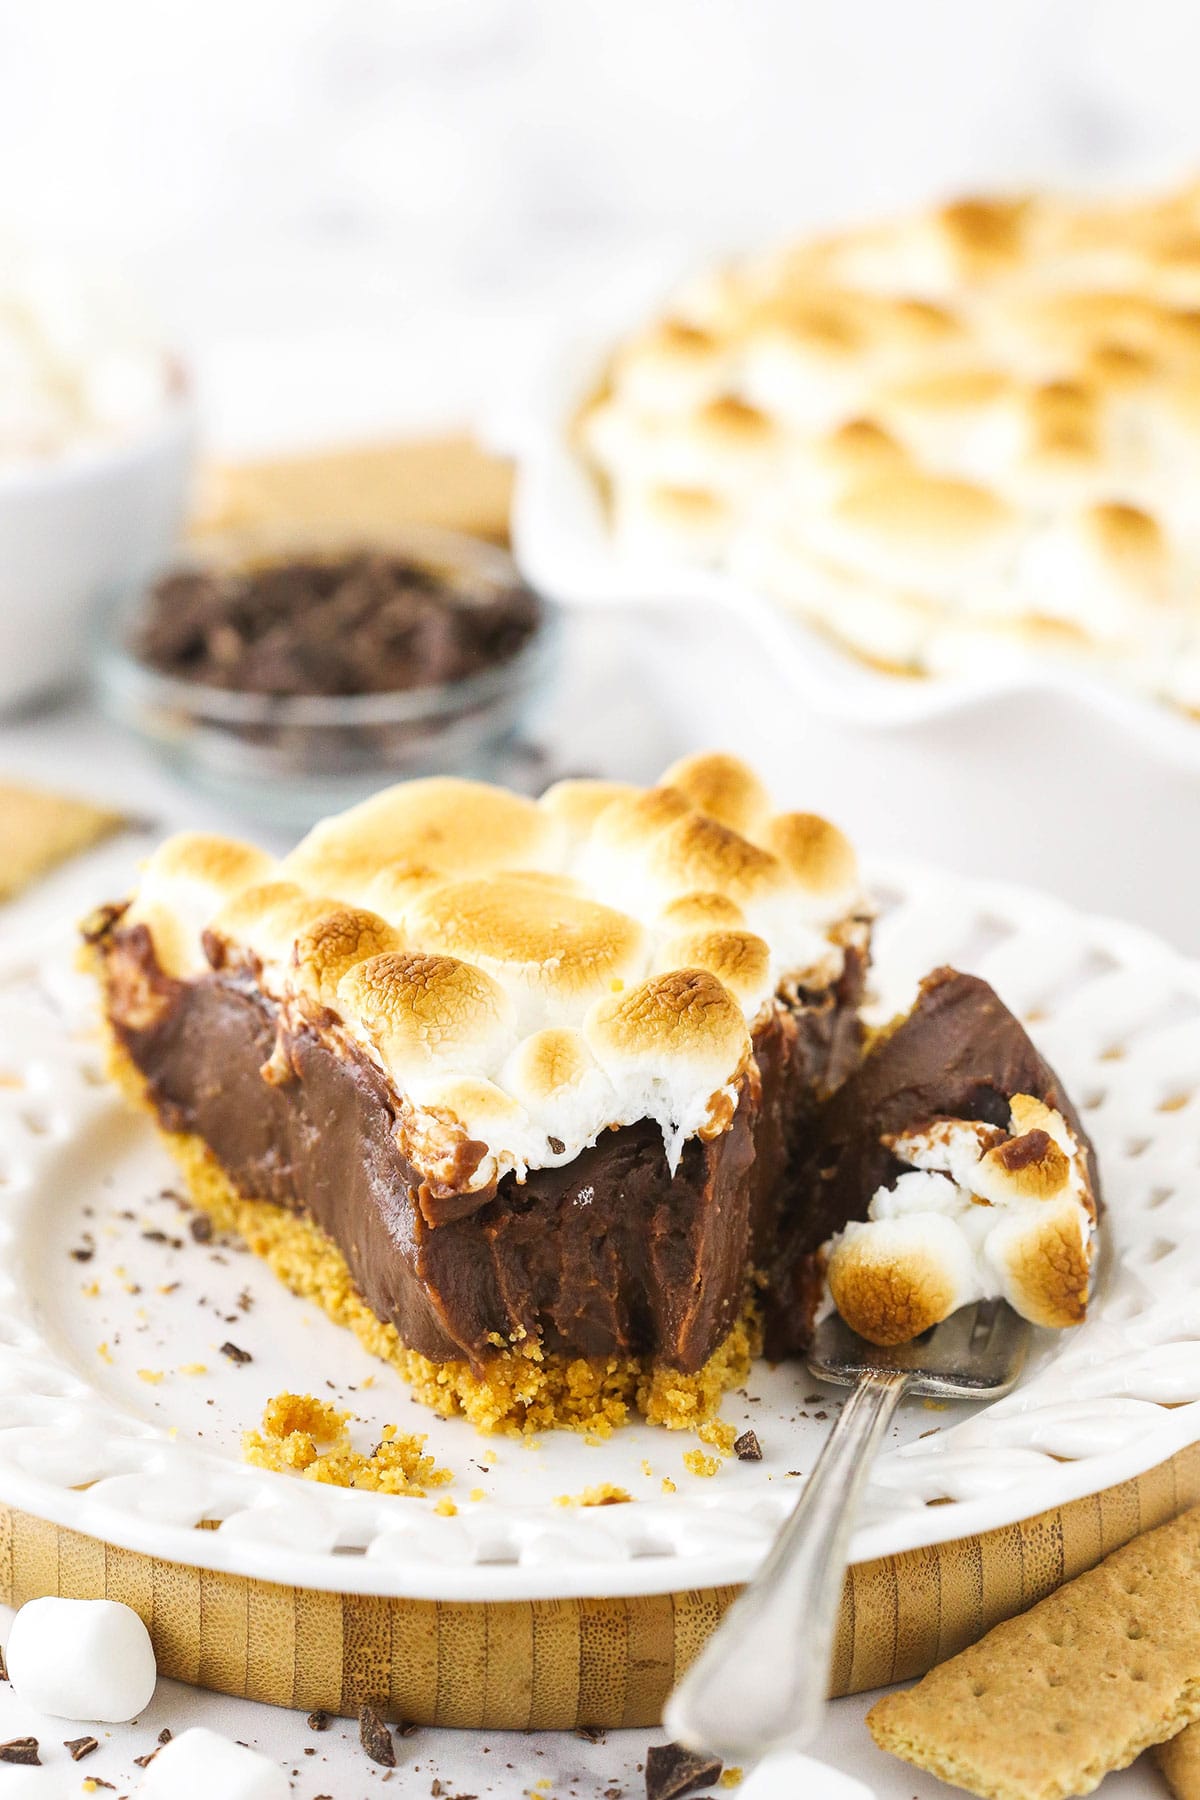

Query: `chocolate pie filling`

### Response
(94, 914, 867, 1375)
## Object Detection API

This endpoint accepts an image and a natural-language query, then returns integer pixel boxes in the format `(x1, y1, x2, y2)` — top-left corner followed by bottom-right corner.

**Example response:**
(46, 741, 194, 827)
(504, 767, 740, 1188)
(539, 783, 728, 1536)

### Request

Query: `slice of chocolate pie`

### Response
(86, 759, 1098, 1435)
(763, 967, 1099, 1356)
(87, 753, 872, 1433)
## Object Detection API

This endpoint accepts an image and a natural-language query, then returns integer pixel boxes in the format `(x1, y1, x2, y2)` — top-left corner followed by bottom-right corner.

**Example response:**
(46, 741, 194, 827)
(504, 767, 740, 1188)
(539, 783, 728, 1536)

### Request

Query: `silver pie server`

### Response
(662, 1297, 1032, 1762)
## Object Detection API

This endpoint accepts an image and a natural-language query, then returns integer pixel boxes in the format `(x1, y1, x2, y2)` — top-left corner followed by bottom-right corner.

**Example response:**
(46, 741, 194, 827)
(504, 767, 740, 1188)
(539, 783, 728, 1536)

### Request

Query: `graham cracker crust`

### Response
(103, 1030, 758, 1438)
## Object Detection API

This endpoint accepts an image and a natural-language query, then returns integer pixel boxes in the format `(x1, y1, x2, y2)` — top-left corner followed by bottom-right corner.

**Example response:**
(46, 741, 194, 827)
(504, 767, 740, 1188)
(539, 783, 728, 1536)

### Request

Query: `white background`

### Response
(0, 3, 1196, 1792)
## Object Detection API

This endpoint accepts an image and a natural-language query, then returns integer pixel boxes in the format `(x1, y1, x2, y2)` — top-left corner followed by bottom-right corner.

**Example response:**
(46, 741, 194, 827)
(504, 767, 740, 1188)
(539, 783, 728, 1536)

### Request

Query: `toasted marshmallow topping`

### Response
(581, 177, 1200, 706)
(826, 1097, 1096, 1344)
(123, 754, 868, 1186)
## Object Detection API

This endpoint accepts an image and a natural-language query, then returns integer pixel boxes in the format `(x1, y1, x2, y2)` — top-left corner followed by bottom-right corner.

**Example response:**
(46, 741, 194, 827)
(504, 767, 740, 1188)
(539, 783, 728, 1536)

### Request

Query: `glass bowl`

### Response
(94, 523, 560, 828)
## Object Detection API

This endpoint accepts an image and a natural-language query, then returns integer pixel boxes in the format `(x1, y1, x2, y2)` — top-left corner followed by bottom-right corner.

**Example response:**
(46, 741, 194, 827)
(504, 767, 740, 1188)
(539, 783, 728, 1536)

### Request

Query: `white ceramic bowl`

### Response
(0, 387, 196, 712)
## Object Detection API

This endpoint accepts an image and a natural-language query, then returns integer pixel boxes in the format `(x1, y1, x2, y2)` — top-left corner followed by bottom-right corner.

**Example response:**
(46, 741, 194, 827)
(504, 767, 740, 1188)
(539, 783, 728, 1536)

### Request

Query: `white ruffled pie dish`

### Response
(0, 860, 1198, 1603)
(510, 330, 1200, 777)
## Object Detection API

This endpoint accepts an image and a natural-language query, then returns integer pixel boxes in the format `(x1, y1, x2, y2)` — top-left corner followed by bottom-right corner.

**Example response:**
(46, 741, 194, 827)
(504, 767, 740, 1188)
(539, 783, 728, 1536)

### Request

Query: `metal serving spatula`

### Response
(664, 1298, 1031, 1762)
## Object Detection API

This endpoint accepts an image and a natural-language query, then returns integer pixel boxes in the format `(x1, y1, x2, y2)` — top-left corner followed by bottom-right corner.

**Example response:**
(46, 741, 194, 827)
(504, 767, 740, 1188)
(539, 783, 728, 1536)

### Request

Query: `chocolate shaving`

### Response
(0, 1738, 40, 1765)
(359, 1700, 396, 1767)
(576, 1724, 605, 1742)
(70, 1246, 95, 1262)
(220, 1341, 252, 1364)
(733, 1429, 762, 1461)
(645, 1741, 723, 1800)
(189, 1214, 214, 1243)
(307, 1709, 331, 1731)
(65, 1735, 99, 1761)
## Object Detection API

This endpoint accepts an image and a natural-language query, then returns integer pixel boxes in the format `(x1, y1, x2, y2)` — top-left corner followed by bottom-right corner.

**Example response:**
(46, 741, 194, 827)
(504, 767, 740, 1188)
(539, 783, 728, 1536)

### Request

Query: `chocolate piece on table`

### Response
(0, 1738, 40, 1765)
(645, 1741, 723, 1800)
(358, 1700, 396, 1767)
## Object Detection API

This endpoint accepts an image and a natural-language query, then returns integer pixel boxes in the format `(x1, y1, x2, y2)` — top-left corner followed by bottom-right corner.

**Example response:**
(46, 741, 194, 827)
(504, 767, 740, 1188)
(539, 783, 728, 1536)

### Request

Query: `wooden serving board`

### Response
(4, 1445, 1197, 1729)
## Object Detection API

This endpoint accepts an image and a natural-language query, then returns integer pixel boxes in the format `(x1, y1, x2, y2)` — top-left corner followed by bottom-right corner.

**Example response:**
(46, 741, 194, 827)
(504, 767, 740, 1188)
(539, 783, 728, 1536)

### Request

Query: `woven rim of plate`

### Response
(0, 859, 1198, 1601)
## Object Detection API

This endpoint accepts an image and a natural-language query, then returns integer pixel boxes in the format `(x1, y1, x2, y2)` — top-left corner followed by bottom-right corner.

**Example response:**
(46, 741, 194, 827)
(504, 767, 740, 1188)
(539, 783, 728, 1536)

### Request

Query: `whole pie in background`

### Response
(578, 180, 1200, 717)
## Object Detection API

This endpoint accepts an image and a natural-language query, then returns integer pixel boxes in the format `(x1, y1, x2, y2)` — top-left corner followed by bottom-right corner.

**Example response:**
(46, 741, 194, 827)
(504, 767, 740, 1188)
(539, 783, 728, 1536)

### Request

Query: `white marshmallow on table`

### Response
(4, 1597, 156, 1723)
(137, 1728, 290, 1799)
(735, 1751, 875, 1798)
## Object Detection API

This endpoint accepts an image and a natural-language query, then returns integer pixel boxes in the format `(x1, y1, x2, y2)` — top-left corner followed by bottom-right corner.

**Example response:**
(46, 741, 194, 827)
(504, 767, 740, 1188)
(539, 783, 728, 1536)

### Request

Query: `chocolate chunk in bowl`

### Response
(94, 525, 557, 827)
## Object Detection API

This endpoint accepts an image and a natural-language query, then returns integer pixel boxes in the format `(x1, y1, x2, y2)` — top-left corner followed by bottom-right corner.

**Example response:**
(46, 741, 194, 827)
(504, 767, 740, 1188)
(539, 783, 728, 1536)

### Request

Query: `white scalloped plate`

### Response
(1, 862, 1199, 1603)
(508, 333, 1200, 775)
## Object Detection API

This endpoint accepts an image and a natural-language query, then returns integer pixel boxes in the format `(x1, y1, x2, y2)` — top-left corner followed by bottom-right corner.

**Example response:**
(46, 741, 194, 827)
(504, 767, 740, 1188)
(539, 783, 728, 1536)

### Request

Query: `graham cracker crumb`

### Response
(682, 1449, 722, 1479)
(243, 1392, 453, 1497)
(434, 1497, 458, 1516)
(719, 1771, 744, 1789)
(661, 1476, 677, 1495)
(136, 1369, 164, 1385)
(554, 1484, 633, 1508)
(697, 1418, 737, 1454)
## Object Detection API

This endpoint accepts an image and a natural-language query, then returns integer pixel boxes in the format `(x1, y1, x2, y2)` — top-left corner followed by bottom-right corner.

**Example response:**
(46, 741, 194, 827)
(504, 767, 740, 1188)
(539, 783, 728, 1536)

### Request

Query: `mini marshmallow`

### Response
(137, 1728, 289, 1800)
(825, 1096, 1096, 1343)
(5, 1596, 156, 1722)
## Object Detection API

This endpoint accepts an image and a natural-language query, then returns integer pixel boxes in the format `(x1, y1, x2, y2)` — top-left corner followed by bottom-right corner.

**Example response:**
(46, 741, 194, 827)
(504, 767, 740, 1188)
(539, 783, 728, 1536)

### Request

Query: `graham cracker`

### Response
(1158, 1726, 1200, 1800)
(0, 782, 125, 902)
(193, 436, 513, 545)
(866, 1502, 1200, 1800)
